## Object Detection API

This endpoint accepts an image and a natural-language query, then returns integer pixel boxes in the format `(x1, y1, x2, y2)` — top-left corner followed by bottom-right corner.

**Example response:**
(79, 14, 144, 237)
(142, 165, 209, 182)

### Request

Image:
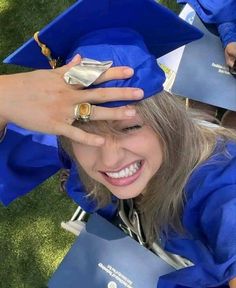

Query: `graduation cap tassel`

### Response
(33, 32, 58, 69)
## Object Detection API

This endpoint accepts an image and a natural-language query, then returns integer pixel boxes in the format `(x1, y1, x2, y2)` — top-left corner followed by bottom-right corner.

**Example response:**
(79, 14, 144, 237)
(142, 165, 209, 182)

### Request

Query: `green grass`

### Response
(0, 176, 77, 288)
(0, 0, 179, 287)
(159, 0, 181, 13)
(1, 2, 79, 287)
(0, 0, 76, 74)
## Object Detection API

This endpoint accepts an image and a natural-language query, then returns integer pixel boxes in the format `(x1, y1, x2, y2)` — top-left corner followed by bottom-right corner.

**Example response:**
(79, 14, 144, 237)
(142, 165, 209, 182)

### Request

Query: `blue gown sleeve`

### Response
(158, 186, 236, 288)
(0, 124, 118, 219)
(217, 21, 236, 48)
(157, 142, 236, 288)
(199, 184, 236, 283)
(0, 124, 62, 205)
(177, 0, 236, 24)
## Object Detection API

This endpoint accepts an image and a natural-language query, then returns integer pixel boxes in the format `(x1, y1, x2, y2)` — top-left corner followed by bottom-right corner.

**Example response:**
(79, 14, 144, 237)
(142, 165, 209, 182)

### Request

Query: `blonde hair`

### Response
(61, 91, 236, 242)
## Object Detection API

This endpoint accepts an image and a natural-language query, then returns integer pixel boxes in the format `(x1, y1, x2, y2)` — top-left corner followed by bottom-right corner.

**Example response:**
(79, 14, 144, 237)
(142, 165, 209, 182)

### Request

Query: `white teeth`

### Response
(105, 161, 141, 179)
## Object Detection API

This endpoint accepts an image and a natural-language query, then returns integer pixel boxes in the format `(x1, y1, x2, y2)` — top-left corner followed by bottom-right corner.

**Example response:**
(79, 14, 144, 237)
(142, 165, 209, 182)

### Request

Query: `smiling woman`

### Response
(1, 0, 236, 288)
(60, 83, 236, 288)
(62, 87, 236, 243)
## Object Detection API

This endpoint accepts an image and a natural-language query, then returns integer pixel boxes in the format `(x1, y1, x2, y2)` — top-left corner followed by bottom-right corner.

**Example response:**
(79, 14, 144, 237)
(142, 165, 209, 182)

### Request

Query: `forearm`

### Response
(0, 73, 19, 124)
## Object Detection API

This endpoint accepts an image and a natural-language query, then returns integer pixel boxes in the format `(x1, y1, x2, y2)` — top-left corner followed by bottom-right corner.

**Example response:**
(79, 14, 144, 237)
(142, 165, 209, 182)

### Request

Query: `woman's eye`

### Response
(122, 125, 142, 132)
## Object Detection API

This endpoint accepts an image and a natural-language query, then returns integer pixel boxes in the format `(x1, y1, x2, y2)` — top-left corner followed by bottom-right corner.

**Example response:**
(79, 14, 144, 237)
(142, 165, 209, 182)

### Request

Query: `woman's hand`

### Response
(225, 42, 236, 68)
(0, 55, 143, 145)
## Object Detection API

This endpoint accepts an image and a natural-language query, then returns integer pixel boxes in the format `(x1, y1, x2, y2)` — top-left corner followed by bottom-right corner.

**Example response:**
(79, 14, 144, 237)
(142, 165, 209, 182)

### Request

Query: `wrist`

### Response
(0, 73, 23, 123)
(0, 74, 13, 121)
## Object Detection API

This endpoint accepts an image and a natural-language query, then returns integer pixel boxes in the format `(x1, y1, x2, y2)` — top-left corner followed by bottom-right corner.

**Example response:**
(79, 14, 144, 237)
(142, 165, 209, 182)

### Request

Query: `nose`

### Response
(99, 135, 125, 170)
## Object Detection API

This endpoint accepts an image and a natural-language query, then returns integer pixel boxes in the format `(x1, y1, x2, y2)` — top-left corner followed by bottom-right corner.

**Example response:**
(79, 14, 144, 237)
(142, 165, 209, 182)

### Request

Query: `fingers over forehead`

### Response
(57, 123, 105, 146)
(77, 87, 144, 104)
(94, 66, 134, 84)
(63, 67, 136, 91)
(90, 105, 136, 121)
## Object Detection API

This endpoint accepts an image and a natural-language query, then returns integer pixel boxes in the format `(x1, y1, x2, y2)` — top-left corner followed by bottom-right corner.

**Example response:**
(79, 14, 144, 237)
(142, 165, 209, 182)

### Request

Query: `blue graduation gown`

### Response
(158, 140, 236, 287)
(0, 124, 117, 217)
(177, 0, 236, 47)
(177, 0, 236, 23)
(0, 124, 61, 205)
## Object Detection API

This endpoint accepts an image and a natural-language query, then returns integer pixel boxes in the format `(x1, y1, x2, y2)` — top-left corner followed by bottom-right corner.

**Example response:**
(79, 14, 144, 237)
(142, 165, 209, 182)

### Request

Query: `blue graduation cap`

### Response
(4, 0, 203, 107)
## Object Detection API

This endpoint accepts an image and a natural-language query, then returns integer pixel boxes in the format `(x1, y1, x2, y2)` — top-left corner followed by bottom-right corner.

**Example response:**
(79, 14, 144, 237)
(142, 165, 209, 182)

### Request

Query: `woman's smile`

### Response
(100, 160, 144, 186)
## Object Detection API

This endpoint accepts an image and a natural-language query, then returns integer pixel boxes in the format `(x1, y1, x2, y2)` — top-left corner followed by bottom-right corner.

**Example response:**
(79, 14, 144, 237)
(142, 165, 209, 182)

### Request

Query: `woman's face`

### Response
(72, 114, 163, 199)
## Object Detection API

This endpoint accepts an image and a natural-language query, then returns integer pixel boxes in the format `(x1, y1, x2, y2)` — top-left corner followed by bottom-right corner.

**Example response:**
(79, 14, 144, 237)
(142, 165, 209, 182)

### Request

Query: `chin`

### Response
(108, 187, 144, 200)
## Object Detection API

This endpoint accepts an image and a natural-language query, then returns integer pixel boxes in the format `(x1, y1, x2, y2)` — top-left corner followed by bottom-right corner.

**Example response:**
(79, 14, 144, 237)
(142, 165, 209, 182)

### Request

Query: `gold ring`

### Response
(74, 103, 92, 122)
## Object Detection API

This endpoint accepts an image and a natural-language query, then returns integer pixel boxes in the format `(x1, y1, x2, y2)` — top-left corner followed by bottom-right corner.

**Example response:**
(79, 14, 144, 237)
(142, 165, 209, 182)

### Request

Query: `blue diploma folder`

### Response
(48, 214, 174, 288)
(172, 14, 236, 111)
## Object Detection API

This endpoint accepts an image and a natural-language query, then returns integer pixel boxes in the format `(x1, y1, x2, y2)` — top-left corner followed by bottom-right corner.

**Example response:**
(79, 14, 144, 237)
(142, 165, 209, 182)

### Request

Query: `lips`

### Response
(105, 161, 142, 178)
(100, 160, 143, 186)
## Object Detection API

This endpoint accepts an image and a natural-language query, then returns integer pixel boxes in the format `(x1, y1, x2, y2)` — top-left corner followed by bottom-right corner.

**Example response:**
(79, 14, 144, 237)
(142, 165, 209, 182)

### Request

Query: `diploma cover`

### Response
(158, 5, 236, 112)
(171, 9, 236, 111)
(48, 214, 174, 288)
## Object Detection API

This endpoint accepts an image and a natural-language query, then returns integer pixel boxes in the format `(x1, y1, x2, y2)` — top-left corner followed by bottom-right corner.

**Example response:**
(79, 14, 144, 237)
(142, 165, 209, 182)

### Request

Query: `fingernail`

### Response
(123, 68, 134, 76)
(95, 137, 105, 146)
(125, 109, 136, 117)
(133, 89, 144, 98)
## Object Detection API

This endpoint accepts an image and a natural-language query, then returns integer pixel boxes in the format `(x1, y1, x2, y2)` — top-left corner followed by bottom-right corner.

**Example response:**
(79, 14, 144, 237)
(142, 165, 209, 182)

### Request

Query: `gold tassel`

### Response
(34, 31, 57, 69)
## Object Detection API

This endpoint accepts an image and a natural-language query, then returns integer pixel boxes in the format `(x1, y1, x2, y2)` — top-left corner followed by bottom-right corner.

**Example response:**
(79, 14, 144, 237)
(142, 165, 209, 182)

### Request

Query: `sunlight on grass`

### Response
(0, 0, 10, 11)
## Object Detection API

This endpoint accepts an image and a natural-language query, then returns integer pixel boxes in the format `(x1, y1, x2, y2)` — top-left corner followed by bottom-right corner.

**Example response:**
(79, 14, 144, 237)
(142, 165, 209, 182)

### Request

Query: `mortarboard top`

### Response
(4, 0, 203, 107)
